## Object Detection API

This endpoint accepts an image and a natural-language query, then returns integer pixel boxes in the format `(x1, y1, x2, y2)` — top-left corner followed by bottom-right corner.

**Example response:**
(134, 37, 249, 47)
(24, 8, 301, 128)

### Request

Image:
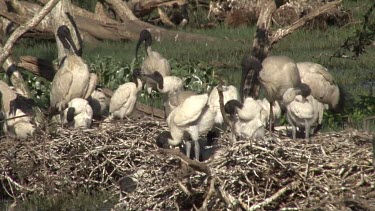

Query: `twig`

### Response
(0, 0, 61, 66)
(249, 181, 301, 211)
(199, 176, 216, 211)
(158, 148, 211, 176)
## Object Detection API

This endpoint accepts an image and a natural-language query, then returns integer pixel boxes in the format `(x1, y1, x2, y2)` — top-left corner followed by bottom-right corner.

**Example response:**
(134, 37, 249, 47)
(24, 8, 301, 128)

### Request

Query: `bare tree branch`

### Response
(270, 0, 343, 45)
(242, 0, 343, 99)
(0, 0, 60, 66)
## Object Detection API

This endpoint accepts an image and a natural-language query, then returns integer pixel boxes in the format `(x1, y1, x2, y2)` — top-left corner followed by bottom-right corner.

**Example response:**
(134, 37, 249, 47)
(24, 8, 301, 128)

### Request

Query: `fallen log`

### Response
(30, 0, 216, 43)
(17, 56, 56, 81)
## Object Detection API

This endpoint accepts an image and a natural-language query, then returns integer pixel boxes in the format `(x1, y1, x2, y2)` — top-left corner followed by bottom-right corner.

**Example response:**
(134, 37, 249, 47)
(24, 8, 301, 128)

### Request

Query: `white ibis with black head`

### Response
(282, 83, 318, 139)
(50, 25, 97, 116)
(242, 55, 302, 130)
(135, 29, 171, 94)
(155, 94, 216, 161)
(64, 98, 93, 129)
(108, 69, 143, 120)
(224, 97, 267, 140)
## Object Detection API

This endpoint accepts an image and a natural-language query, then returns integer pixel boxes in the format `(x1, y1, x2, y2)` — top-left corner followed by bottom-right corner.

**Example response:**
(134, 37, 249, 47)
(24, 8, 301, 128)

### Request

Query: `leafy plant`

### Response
(89, 56, 135, 90)
(332, 2, 375, 58)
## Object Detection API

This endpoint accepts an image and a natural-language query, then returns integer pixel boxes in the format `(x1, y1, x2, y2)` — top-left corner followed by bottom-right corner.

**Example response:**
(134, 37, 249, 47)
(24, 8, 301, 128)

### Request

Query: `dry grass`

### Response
(0, 113, 374, 210)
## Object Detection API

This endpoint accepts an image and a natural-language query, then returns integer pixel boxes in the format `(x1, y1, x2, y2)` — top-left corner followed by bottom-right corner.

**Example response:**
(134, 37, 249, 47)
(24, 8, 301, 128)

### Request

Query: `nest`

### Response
(0, 114, 374, 210)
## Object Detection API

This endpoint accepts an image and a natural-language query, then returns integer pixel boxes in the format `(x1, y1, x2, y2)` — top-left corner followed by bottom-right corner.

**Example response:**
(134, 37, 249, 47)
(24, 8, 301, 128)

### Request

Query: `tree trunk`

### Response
(51, 0, 83, 63)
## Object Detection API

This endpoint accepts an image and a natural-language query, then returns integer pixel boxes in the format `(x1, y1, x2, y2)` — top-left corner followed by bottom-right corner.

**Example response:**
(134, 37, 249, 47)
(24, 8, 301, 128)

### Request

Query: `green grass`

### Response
(0, 190, 116, 211)
(9, 0, 375, 128)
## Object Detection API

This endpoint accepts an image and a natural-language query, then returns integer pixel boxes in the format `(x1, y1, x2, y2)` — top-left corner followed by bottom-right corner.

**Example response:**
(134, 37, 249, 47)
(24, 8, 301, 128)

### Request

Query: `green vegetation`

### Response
(0, 190, 116, 211)
(0, 0, 374, 210)
(5, 1, 374, 129)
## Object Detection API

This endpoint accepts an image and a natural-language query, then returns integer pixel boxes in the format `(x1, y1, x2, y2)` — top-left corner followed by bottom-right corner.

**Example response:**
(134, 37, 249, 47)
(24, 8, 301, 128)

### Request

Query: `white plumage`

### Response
(50, 25, 97, 113)
(165, 90, 196, 118)
(109, 70, 143, 120)
(63, 98, 93, 129)
(0, 81, 35, 139)
(225, 98, 267, 140)
(136, 29, 171, 94)
(297, 62, 340, 110)
(256, 98, 281, 126)
(157, 94, 216, 161)
(242, 55, 301, 129)
(88, 87, 113, 120)
(208, 85, 239, 124)
(259, 56, 301, 103)
(283, 88, 317, 139)
(142, 71, 184, 118)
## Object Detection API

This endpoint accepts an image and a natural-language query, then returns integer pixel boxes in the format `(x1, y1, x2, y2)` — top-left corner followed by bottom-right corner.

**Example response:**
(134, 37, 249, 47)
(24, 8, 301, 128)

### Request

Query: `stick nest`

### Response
(0, 114, 374, 210)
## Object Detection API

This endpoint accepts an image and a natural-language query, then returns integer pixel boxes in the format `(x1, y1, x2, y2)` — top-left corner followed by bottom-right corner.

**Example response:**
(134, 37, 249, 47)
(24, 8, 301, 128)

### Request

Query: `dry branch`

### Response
(270, 0, 343, 45)
(0, 0, 60, 66)
(242, 0, 343, 99)
(158, 148, 211, 176)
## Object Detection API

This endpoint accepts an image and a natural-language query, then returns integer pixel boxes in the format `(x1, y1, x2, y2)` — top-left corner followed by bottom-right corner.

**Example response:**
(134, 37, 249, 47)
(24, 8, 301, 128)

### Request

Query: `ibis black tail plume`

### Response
(240, 55, 262, 102)
(57, 25, 79, 55)
(135, 29, 152, 60)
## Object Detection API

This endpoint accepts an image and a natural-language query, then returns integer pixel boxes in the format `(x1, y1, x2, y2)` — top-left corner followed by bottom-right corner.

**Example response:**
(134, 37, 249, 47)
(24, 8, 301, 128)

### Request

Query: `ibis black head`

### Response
(9, 94, 35, 117)
(66, 107, 75, 122)
(224, 99, 243, 115)
(132, 68, 142, 87)
(156, 131, 172, 148)
(135, 29, 152, 60)
(57, 25, 79, 55)
(132, 68, 142, 78)
(143, 71, 164, 90)
(298, 83, 312, 98)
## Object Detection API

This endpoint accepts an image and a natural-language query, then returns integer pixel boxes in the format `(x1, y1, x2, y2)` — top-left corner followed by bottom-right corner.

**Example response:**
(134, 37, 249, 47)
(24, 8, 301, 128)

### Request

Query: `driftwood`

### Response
(0, 0, 216, 44)
(0, 115, 373, 210)
(241, 0, 343, 99)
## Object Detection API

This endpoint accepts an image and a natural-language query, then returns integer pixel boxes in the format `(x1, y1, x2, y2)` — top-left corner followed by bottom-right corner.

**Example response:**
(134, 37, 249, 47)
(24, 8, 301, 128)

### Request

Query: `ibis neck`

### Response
(133, 77, 143, 91)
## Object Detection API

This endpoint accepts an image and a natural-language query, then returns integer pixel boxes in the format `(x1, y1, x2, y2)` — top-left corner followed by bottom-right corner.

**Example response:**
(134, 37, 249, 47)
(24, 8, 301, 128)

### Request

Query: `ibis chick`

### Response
(88, 86, 114, 120)
(225, 98, 267, 140)
(109, 69, 143, 120)
(64, 98, 93, 129)
(283, 85, 317, 139)
(208, 85, 239, 125)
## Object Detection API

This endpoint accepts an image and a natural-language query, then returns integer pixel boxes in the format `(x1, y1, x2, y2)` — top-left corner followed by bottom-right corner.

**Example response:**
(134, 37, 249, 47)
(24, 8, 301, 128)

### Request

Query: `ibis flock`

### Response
(0, 27, 340, 161)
